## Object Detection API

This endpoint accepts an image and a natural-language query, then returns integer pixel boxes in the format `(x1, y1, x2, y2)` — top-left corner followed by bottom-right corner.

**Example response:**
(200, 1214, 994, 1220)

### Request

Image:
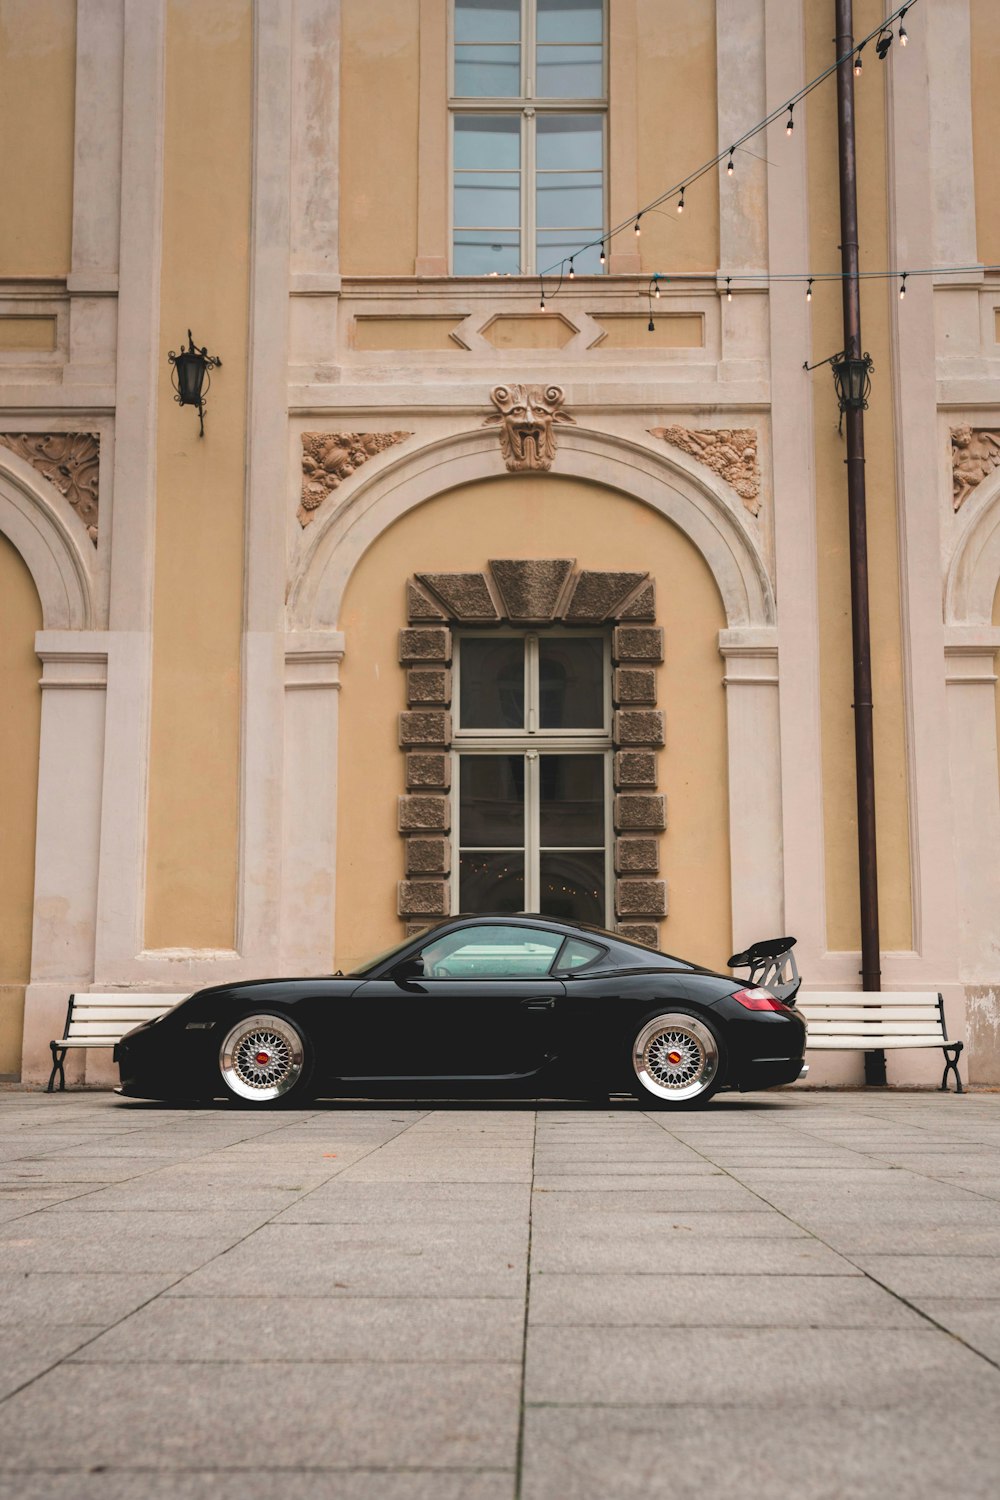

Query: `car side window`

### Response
(417, 925, 564, 978)
(555, 936, 605, 972)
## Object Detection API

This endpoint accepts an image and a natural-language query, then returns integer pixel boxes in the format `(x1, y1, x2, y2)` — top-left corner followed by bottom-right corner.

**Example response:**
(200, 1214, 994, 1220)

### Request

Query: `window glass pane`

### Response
(458, 854, 525, 916)
(537, 114, 603, 170)
(454, 231, 521, 276)
(460, 754, 525, 845)
(539, 754, 604, 846)
(536, 46, 603, 97)
(537, 174, 603, 230)
(455, 172, 520, 229)
(539, 638, 604, 728)
(454, 114, 520, 169)
(557, 935, 605, 970)
(460, 638, 525, 728)
(420, 921, 561, 977)
(455, 0, 521, 43)
(454, 45, 521, 96)
(537, 0, 603, 44)
(537, 233, 604, 273)
(539, 851, 605, 924)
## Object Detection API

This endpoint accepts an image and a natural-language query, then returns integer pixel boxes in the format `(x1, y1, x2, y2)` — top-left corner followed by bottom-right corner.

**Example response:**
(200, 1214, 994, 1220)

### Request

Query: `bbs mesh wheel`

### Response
(631, 1012, 723, 1108)
(219, 1013, 312, 1107)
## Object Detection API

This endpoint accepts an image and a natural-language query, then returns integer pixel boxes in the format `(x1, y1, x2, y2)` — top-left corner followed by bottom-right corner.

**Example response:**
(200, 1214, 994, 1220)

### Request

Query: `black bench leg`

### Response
(940, 1042, 964, 1094)
(47, 1043, 66, 1094)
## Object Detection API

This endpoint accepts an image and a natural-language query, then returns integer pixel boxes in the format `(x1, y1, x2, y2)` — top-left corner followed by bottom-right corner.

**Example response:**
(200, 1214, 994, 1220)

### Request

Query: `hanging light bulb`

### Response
(677, 188, 685, 214)
(539, 279, 546, 311)
(806, 277, 813, 302)
(727, 148, 735, 176)
(898, 7, 908, 45)
(654, 279, 661, 299)
(899, 271, 908, 300)
(634, 214, 642, 237)
(568, 259, 575, 280)
(647, 316, 655, 333)
(726, 277, 732, 303)
(854, 46, 863, 75)
(786, 104, 794, 136)
(599, 242, 606, 265)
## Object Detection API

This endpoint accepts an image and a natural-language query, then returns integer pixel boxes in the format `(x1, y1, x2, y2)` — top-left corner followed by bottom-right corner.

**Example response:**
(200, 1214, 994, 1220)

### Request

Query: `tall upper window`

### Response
(454, 632, 612, 924)
(451, 0, 606, 277)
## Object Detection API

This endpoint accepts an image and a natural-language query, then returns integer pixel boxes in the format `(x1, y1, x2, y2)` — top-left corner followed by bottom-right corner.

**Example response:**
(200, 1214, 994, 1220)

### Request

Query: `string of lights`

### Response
(643, 261, 998, 329)
(539, 1, 917, 304)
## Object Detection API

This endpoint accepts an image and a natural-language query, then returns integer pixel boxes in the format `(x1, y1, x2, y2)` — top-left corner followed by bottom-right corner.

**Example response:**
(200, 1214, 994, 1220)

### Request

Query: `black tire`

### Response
(218, 1012, 315, 1108)
(628, 1009, 726, 1110)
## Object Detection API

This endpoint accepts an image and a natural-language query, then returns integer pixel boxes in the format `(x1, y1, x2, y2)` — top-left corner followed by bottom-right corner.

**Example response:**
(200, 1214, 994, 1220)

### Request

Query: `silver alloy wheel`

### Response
(632, 1014, 719, 1102)
(219, 1014, 305, 1102)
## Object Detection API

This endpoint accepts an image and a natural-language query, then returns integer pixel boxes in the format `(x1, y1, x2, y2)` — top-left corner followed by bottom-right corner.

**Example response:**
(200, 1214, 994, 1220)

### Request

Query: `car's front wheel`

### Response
(629, 1012, 724, 1109)
(218, 1013, 314, 1107)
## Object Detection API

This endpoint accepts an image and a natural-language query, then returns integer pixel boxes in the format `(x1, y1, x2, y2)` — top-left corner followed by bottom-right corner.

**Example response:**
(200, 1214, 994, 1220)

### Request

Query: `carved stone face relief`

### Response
(484, 384, 576, 472)
(951, 426, 1000, 512)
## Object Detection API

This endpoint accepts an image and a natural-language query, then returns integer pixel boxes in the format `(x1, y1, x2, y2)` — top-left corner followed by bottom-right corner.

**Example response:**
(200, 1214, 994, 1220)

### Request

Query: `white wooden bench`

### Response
(47, 992, 190, 1092)
(797, 992, 964, 1093)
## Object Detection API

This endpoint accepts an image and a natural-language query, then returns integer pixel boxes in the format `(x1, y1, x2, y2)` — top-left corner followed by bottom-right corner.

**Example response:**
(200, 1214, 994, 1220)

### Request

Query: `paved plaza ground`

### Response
(1, 1088, 999, 1497)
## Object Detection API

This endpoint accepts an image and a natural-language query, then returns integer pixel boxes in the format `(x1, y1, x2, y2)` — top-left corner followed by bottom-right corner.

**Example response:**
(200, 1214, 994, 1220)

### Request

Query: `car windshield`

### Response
(348, 926, 438, 977)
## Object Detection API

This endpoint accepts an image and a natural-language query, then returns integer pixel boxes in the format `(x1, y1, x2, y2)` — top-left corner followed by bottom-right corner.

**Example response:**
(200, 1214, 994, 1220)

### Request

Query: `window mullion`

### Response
(526, 749, 539, 913)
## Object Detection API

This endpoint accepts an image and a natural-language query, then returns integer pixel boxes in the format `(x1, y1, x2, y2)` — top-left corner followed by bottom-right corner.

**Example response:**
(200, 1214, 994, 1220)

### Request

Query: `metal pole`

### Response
(834, 0, 885, 1082)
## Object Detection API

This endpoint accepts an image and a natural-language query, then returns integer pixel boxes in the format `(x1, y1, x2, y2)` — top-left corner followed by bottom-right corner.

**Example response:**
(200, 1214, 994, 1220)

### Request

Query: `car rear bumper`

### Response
(734, 1055, 807, 1091)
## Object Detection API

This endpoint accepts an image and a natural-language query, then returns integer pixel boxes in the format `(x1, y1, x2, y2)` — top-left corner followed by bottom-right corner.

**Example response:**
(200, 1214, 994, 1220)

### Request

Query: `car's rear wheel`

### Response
(218, 1013, 314, 1107)
(630, 1012, 724, 1109)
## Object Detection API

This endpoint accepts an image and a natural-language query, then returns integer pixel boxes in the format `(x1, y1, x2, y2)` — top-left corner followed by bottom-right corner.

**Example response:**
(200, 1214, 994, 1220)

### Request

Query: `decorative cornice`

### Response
(0, 432, 100, 544)
(951, 426, 1000, 512)
(299, 431, 411, 526)
(649, 425, 760, 516)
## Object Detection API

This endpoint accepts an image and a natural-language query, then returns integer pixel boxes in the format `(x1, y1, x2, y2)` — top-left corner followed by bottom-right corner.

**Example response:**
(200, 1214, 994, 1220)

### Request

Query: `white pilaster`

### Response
(22, 633, 108, 1084)
(716, 0, 767, 275)
(886, 3, 960, 982)
(719, 629, 783, 949)
(763, 0, 827, 974)
(240, 2, 293, 971)
(92, 0, 167, 980)
(944, 630, 1000, 982)
(281, 633, 345, 970)
(290, 0, 341, 287)
(926, 0, 978, 268)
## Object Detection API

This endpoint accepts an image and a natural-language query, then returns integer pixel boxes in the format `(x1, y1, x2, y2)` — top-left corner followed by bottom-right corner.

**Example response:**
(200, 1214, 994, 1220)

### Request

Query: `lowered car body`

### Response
(115, 915, 806, 1110)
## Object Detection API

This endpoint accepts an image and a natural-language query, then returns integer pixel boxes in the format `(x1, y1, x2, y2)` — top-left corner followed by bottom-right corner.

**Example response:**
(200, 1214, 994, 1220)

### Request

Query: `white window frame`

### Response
(448, 0, 608, 277)
(452, 630, 614, 920)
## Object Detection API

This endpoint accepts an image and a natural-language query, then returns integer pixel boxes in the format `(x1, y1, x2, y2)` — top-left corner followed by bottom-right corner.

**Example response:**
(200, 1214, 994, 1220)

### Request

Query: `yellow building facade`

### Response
(1, 0, 999, 1086)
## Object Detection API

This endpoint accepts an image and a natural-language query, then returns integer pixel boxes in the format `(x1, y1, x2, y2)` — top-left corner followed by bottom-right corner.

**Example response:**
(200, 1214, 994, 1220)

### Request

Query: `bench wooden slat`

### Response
(806, 1036, 955, 1050)
(798, 1006, 940, 1023)
(803, 1020, 945, 1036)
(800, 991, 941, 1006)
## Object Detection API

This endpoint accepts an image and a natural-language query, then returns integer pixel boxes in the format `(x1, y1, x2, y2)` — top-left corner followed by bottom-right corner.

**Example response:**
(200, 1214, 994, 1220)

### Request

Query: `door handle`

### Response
(523, 998, 555, 1011)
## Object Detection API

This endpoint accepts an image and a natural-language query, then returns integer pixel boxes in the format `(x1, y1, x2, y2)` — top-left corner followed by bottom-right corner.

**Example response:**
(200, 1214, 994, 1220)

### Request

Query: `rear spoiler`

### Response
(728, 936, 800, 1005)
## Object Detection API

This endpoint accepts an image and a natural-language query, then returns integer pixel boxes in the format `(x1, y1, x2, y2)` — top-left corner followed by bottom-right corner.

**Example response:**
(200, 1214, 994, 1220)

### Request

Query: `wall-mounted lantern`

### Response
(830, 350, 874, 414)
(167, 330, 222, 437)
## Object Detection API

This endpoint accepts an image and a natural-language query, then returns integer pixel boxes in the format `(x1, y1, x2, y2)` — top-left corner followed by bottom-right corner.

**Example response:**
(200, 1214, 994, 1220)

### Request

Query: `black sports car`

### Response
(115, 915, 807, 1110)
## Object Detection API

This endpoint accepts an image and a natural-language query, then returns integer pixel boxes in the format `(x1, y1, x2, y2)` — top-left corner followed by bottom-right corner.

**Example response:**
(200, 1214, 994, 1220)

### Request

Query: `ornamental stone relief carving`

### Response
(0, 432, 100, 544)
(397, 561, 667, 949)
(299, 431, 411, 526)
(484, 384, 576, 471)
(951, 426, 1000, 512)
(649, 425, 761, 516)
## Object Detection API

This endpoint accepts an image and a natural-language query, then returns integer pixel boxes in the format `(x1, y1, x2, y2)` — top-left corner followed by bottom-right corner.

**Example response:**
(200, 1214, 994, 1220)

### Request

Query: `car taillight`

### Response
(731, 987, 788, 1012)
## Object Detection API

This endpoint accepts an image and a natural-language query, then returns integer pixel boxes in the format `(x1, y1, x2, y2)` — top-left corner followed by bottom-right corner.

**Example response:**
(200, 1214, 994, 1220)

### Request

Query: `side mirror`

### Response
(391, 956, 425, 984)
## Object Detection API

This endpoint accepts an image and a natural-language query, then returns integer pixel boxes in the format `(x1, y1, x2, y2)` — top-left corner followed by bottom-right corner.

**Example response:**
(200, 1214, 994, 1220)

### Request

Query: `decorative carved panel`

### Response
(0, 432, 100, 544)
(299, 431, 411, 526)
(951, 426, 1000, 511)
(484, 384, 576, 471)
(649, 425, 761, 516)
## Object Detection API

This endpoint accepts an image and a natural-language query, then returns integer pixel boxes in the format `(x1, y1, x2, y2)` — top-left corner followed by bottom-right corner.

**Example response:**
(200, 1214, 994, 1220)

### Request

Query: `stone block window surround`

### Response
(397, 561, 668, 947)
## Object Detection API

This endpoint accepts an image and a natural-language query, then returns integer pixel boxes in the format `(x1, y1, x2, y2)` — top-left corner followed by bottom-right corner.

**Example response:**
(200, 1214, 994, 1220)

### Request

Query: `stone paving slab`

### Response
(2, 1089, 1000, 1497)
